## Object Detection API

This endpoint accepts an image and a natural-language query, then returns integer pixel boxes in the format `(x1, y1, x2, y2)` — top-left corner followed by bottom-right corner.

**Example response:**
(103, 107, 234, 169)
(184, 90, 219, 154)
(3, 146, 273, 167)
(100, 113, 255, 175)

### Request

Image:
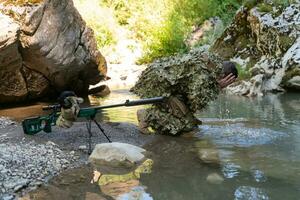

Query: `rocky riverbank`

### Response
(0, 116, 156, 199)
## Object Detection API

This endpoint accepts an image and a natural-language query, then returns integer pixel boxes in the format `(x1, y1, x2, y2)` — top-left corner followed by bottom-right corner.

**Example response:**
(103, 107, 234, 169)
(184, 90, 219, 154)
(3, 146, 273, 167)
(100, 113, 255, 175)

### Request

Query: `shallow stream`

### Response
(23, 90, 300, 199)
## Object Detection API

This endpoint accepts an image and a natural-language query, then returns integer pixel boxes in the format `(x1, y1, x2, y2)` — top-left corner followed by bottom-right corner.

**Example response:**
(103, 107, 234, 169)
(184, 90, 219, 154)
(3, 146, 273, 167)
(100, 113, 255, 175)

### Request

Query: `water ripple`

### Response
(199, 124, 286, 147)
(234, 186, 269, 200)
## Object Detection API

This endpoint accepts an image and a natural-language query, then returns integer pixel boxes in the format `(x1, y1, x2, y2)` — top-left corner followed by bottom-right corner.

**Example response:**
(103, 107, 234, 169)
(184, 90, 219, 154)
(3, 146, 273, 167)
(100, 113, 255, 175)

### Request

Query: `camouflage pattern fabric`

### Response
(56, 96, 84, 128)
(131, 48, 223, 135)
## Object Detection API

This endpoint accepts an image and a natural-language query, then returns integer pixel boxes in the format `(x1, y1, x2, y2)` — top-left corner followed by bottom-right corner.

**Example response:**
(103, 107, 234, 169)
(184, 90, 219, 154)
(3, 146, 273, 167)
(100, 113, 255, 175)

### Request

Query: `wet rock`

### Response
(206, 173, 224, 184)
(89, 142, 147, 174)
(89, 85, 111, 97)
(198, 148, 220, 164)
(0, 0, 107, 103)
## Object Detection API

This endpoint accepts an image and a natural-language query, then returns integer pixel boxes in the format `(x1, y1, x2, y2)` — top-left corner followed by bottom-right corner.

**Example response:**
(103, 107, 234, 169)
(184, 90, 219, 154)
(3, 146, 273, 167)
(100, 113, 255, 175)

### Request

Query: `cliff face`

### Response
(0, 0, 107, 103)
(212, 2, 300, 96)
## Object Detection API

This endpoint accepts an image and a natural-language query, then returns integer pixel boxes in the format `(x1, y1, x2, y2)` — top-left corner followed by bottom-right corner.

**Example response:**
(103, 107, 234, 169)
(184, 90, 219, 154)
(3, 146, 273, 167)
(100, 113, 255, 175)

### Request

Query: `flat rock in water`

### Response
(89, 142, 147, 174)
(198, 148, 220, 164)
(206, 173, 224, 184)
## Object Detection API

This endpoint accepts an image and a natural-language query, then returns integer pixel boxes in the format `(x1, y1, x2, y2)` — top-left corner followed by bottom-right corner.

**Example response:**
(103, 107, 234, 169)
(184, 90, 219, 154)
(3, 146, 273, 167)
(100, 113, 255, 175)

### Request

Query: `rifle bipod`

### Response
(86, 118, 112, 154)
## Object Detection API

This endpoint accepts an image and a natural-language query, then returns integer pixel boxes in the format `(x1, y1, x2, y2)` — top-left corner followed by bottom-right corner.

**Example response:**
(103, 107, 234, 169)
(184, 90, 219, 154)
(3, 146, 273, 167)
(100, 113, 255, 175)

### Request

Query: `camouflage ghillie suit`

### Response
(131, 48, 223, 135)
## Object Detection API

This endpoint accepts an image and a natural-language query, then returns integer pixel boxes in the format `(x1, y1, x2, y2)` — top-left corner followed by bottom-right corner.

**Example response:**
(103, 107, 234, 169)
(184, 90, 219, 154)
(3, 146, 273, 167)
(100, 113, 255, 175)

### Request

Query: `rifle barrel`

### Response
(80, 96, 165, 111)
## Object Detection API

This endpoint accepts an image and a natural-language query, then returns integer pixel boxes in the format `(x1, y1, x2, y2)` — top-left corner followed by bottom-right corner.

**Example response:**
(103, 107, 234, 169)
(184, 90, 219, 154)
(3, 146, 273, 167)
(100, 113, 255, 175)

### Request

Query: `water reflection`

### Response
(89, 89, 148, 124)
(199, 124, 286, 147)
(222, 163, 241, 179)
(94, 159, 154, 200)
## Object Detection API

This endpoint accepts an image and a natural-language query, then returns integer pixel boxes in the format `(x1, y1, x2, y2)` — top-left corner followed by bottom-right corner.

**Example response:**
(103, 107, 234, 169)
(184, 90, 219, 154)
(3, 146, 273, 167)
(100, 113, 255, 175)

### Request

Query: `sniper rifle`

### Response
(22, 96, 165, 153)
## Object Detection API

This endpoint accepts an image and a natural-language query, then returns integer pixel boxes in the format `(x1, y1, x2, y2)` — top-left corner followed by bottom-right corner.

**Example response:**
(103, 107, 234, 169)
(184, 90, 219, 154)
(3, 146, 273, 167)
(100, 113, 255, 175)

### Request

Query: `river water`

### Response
(25, 90, 300, 200)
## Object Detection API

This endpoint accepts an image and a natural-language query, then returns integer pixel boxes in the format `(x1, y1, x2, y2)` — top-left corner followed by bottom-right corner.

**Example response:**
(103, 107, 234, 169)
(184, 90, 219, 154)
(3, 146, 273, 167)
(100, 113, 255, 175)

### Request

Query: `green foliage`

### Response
(236, 64, 251, 80)
(74, 0, 117, 49)
(137, 0, 243, 63)
(75, 0, 244, 63)
(273, 0, 290, 7)
(92, 24, 116, 47)
(194, 22, 225, 47)
(257, 3, 273, 12)
(101, 0, 131, 25)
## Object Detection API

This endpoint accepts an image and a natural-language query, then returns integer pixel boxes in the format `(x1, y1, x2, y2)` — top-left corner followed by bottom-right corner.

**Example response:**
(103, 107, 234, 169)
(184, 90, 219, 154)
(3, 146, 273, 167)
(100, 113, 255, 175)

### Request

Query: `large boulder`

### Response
(0, 0, 107, 103)
(89, 142, 148, 174)
(211, 2, 300, 96)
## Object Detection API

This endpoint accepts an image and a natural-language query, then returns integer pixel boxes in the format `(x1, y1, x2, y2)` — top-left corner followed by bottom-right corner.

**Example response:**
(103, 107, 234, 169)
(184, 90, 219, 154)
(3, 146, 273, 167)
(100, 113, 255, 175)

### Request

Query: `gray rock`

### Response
(206, 173, 224, 184)
(89, 142, 146, 173)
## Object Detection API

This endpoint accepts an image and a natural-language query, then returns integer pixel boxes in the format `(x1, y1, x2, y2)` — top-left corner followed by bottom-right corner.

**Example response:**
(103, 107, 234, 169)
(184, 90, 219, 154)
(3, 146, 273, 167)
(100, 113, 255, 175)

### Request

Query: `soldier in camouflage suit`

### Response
(56, 91, 84, 128)
(131, 48, 237, 135)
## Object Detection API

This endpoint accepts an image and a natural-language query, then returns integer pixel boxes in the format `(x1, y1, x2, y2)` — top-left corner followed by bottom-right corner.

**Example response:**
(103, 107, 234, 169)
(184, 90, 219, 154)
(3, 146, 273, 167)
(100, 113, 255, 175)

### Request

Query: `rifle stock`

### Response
(22, 97, 165, 135)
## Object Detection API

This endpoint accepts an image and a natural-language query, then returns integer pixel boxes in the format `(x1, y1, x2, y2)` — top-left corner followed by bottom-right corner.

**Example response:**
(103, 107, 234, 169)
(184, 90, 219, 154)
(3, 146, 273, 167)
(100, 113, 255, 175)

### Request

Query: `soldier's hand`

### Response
(217, 73, 236, 89)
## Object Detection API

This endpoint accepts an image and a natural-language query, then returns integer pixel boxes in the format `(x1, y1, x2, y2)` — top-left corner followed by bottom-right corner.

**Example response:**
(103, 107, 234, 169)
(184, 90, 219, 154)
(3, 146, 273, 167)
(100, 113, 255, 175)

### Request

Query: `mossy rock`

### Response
(282, 67, 300, 86)
(243, 0, 261, 9)
(257, 3, 273, 13)
(278, 35, 296, 53)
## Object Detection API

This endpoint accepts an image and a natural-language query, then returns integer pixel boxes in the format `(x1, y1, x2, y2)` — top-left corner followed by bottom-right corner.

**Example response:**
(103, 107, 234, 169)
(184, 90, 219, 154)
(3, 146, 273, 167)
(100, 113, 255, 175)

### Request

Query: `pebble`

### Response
(79, 145, 87, 150)
(0, 140, 80, 197)
(0, 117, 15, 129)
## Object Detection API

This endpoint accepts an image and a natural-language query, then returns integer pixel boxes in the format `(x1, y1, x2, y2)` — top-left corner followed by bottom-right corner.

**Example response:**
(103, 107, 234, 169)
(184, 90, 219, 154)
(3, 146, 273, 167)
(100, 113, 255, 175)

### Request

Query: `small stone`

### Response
(198, 148, 220, 164)
(79, 145, 87, 150)
(46, 141, 57, 146)
(120, 75, 127, 80)
(206, 173, 224, 184)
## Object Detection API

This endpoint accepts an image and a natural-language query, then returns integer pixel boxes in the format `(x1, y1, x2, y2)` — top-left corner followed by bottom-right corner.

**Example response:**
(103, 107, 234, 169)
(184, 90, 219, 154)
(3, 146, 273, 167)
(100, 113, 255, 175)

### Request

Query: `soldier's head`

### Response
(217, 61, 238, 89)
(221, 61, 238, 79)
(58, 91, 83, 109)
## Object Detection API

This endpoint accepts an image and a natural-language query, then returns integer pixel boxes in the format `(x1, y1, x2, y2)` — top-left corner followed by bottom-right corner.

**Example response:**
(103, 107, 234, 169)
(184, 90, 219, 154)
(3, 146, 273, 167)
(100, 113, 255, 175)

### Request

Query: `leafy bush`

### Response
(136, 0, 243, 63)
(75, 0, 244, 63)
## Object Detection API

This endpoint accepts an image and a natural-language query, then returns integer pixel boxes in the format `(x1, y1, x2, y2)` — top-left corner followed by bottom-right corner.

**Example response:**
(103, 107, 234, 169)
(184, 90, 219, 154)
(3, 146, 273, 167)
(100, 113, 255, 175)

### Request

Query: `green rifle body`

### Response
(22, 97, 165, 135)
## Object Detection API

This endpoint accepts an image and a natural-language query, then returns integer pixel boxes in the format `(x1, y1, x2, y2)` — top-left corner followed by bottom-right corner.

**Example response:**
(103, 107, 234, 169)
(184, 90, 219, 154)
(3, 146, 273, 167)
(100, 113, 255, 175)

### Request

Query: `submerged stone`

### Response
(198, 148, 220, 164)
(206, 173, 224, 184)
